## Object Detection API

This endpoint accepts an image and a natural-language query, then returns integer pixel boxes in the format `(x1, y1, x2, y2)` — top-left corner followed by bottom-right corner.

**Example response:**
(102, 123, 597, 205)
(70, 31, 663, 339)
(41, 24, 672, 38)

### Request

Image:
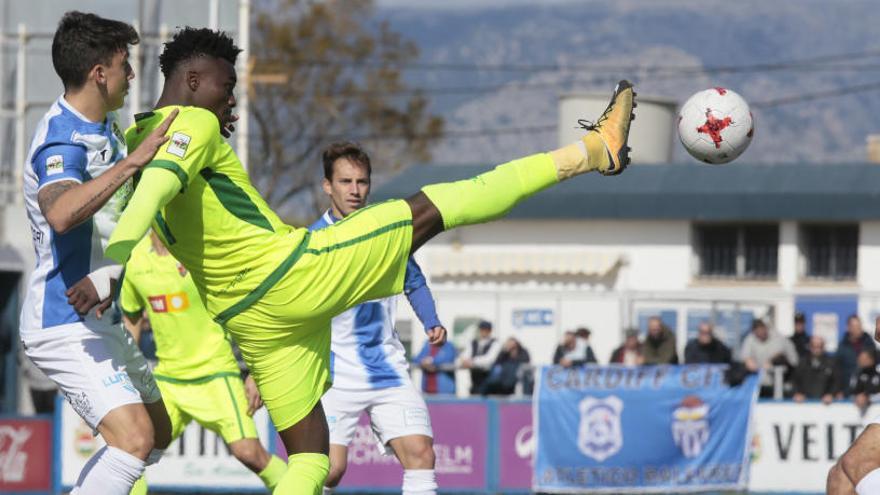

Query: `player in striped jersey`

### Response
(19, 12, 176, 495)
(310, 143, 444, 495)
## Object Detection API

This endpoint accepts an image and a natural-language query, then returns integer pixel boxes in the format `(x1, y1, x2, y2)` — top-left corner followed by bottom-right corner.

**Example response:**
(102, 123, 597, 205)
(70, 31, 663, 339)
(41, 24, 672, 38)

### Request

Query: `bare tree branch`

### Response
(249, 0, 445, 221)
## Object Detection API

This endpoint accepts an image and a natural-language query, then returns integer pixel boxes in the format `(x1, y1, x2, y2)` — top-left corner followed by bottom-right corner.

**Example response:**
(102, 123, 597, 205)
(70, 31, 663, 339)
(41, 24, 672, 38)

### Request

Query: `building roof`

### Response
(372, 163, 880, 221)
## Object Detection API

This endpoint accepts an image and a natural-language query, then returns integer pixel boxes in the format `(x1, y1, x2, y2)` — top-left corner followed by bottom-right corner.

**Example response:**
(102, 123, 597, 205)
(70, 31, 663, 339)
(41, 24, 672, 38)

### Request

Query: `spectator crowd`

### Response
(412, 312, 880, 411)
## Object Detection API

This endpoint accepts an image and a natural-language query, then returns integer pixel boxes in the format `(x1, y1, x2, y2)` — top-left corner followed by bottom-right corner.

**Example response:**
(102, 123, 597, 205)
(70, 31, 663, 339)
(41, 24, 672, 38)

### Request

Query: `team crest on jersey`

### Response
(166, 132, 191, 158)
(148, 292, 190, 313)
(46, 155, 64, 176)
(671, 395, 710, 458)
(578, 396, 623, 462)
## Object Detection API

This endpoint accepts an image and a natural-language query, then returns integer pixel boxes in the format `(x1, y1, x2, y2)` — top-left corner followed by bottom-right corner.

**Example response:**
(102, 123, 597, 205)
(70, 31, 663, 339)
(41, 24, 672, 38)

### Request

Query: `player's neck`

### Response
(329, 205, 346, 221)
(63, 88, 108, 123)
(155, 86, 191, 110)
(150, 236, 170, 256)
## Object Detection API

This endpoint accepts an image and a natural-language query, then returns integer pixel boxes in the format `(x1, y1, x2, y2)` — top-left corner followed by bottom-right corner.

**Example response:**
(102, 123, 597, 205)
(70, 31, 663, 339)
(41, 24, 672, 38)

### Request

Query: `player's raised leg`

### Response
(829, 424, 880, 494)
(408, 80, 636, 251)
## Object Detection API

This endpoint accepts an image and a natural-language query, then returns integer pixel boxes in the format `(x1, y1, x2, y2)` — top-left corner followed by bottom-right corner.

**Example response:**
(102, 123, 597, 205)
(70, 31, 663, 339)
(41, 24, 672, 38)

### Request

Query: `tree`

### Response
(249, 0, 444, 223)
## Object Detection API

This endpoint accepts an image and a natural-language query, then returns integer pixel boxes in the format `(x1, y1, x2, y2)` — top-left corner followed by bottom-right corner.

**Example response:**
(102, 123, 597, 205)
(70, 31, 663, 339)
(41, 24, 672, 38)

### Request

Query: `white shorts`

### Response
(21, 318, 161, 430)
(322, 382, 432, 452)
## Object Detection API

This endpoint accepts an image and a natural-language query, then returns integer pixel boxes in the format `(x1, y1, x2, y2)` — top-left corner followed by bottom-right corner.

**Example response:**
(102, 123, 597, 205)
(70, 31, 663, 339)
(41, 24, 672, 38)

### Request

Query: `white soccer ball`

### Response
(677, 87, 754, 164)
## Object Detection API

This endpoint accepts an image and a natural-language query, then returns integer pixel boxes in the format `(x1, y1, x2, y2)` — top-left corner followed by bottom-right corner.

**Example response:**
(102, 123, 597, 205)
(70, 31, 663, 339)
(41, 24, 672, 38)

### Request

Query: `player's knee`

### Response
(407, 440, 436, 468)
(230, 440, 268, 472)
(828, 461, 848, 485)
(842, 449, 867, 481)
(117, 428, 156, 459)
(325, 463, 346, 488)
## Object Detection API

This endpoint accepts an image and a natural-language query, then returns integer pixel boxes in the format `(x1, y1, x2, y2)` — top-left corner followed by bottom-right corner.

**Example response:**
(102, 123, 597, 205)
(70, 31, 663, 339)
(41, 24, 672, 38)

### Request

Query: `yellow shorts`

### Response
(156, 371, 258, 443)
(218, 200, 413, 431)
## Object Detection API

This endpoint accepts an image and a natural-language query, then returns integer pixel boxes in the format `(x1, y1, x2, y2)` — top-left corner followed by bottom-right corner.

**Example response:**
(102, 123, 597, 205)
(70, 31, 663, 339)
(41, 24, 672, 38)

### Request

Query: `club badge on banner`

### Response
(534, 364, 760, 493)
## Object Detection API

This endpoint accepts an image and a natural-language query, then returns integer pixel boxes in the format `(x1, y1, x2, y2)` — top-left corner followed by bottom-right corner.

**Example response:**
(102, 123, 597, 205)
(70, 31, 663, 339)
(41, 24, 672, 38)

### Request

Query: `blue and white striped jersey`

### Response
(309, 209, 442, 391)
(20, 96, 132, 332)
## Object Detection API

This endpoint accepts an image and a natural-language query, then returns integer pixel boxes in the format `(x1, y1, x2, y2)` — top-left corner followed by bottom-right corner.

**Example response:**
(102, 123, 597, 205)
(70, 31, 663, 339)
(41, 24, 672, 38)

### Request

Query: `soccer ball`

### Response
(677, 87, 754, 164)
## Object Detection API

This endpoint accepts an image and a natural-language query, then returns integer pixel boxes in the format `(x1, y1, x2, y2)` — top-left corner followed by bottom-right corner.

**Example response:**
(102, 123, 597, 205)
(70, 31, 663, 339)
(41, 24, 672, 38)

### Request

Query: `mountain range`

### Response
(378, 0, 880, 165)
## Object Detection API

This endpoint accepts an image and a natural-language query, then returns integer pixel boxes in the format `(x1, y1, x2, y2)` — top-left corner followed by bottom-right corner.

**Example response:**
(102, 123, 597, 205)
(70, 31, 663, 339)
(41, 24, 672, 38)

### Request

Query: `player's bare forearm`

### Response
(38, 110, 178, 235)
(122, 313, 143, 342)
(37, 161, 138, 234)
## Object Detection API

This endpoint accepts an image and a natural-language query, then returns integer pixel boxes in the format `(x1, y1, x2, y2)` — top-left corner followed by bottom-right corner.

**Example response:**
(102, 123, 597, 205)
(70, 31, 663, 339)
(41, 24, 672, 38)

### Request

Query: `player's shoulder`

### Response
(309, 210, 340, 232)
(125, 237, 156, 272)
(173, 106, 222, 135)
(32, 103, 88, 156)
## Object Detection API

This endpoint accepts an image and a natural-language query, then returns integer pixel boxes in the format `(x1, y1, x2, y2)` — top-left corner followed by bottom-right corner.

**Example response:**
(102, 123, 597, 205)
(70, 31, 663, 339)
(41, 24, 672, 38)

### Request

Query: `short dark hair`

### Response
(51, 11, 138, 90)
(159, 27, 241, 77)
(848, 314, 861, 324)
(751, 319, 767, 330)
(322, 142, 372, 180)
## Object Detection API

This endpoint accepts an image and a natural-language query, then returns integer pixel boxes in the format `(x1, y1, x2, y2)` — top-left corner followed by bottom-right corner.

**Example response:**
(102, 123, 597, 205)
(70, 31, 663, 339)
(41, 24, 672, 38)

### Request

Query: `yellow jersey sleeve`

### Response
(145, 107, 221, 192)
(119, 267, 144, 318)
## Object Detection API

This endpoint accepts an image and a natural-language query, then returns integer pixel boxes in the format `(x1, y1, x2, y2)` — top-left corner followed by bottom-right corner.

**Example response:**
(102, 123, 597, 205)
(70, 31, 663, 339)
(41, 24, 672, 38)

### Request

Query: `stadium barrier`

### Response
(40, 388, 880, 493)
(0, 415, 55, 494)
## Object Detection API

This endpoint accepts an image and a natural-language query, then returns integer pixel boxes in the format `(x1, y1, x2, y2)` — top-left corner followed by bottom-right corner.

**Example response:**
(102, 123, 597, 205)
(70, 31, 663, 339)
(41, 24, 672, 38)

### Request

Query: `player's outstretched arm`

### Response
(37, 110, 177, 234)
(105, 168, 180, 263)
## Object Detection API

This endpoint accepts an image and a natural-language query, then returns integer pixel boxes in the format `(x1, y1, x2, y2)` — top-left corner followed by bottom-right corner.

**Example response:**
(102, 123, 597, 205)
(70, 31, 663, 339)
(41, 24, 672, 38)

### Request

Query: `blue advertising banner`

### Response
(534, 365, 760, 493)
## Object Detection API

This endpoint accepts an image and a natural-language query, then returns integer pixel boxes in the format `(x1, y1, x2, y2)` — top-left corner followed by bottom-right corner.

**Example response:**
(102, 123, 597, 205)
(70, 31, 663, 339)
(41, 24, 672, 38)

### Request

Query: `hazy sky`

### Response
(375, 0, 577, 9)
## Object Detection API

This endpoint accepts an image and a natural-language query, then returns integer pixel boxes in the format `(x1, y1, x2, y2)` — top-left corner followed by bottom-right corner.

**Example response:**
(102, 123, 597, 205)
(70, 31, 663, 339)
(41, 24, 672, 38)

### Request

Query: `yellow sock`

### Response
(258, 455, 288, 490)
(421, 153, 559, 230)
(550, 135, 608, 180)
(129, 476, 148, 495)
(273, 453, 330, 495)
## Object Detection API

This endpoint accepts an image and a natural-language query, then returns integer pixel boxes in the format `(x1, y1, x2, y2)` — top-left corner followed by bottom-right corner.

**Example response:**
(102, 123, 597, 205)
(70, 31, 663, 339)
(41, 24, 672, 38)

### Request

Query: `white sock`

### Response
(403, 469, 437, 495)
(322, 488, 334, 495)
(71, 446, 145, 495)
(857, 467, 880, 495)
(146, 448, 165, 466)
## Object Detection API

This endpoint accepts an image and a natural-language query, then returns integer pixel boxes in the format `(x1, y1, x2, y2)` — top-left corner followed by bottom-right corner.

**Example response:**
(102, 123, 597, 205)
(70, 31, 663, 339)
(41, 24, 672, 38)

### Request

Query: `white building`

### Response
(374, 163, 880, 372)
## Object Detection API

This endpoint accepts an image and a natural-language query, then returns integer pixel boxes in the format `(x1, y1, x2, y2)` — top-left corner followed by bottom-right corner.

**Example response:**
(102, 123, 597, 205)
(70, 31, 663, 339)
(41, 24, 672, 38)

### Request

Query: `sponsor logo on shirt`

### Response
(45, 155, 64, 176)
(166, 132, 191, 158)
(148, 292, 190, 313)
(102, 372, 138, 396)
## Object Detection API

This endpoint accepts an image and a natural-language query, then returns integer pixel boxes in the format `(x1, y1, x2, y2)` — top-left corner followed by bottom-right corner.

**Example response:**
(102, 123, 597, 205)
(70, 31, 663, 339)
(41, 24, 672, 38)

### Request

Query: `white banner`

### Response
(60, 401, 274, 491)
(749, 402, 879, 492)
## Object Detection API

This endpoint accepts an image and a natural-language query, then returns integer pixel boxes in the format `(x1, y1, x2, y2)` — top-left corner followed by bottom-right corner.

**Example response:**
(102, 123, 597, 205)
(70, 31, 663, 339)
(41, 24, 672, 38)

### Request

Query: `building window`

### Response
(801, 224, 858, 280)
(695, 224, 778, 279)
